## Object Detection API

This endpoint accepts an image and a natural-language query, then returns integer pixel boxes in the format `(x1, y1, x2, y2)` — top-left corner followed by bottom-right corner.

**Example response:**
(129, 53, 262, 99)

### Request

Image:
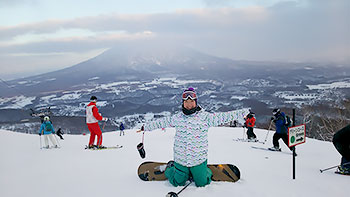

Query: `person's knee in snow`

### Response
(190, 161, 212, 187)
(165, 162, 190, 187)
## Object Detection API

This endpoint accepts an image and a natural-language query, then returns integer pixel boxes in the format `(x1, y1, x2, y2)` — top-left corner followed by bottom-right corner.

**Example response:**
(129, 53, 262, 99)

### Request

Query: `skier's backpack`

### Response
(284, 115, 292, 127)
(45, 122, 53, 132)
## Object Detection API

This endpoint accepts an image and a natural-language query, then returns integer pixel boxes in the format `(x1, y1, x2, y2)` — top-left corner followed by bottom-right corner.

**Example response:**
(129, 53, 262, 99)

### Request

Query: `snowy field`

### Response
(0, 127, 348, 197)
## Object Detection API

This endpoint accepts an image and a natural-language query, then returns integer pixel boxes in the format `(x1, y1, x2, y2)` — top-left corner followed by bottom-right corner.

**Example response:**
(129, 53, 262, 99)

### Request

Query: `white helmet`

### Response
(43, 116, 50, 121)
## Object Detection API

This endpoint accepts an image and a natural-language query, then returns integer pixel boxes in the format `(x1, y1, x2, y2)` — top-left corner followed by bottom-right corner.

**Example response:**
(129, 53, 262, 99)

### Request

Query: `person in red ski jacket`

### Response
(244, 112, 257, 141)
(86, 96, 108, 149)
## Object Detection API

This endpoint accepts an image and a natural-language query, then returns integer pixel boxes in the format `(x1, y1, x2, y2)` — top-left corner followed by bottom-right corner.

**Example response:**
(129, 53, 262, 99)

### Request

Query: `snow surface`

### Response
(0, 127, 348, 197)
(0, 95, 36, 109)
(274, 91, 318, 100)
(307, 81, 350, 90)
(51, 92, 82, 101)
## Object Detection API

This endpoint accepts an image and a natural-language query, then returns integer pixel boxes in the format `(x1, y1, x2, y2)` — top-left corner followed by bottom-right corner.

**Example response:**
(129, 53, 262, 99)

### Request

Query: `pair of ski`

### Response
(251, 146, 281, 152)
(41, 146, 60, 149)
(251, 146, 298, 157)
(233, 138, 265, 144)
(84, 145, 123, 150)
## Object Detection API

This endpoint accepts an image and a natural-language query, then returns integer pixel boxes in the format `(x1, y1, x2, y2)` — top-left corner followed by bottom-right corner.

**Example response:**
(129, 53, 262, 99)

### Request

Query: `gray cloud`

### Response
(0, 0, 349, 79)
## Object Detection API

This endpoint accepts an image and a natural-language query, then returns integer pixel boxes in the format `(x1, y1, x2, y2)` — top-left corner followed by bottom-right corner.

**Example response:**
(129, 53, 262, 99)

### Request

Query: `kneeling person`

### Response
(139, 87, 247, 187)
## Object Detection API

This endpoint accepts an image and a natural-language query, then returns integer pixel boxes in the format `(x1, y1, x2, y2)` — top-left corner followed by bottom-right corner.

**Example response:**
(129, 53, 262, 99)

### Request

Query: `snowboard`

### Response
(137, 161, 240, 182)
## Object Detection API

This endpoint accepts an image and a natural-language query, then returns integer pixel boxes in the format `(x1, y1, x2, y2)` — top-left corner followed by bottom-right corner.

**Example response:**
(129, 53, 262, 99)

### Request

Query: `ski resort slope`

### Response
(0, 127, 348, 197)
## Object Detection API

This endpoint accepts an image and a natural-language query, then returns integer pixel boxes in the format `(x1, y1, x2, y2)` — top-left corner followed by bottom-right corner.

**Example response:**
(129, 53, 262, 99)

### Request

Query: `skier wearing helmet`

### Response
(244, 112, 257, 141)
(38, 116, 59, 149)
(138, 87, 248, 187)
(269, 108, 295, 154)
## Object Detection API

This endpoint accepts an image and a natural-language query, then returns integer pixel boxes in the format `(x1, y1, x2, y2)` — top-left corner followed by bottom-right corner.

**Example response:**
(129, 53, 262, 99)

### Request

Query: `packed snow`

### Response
(0, 126, 348, 197)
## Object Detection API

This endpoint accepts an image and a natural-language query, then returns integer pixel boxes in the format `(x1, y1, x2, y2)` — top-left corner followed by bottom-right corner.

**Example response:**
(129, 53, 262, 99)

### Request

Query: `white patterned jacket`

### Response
(144, 108, 249, 167)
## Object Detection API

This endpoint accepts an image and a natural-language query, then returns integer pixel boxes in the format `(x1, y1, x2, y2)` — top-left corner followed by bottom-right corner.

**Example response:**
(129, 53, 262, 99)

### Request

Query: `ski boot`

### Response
(248, 137, 258, 142)
(166, 160, 174, 170)
(337, 166, 350, 175)
(97, 145, 107, 149)
(86, 144, 96, 149)
(268, 146, 281, 151)
(157, 160, 174, 173)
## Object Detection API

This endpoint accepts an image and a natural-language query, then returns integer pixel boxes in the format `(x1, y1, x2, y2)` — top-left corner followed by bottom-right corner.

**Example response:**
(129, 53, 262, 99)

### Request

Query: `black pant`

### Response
(333, 125, 350, 166)
(273, 132, 294, 151)
(247, 127, 256, 139)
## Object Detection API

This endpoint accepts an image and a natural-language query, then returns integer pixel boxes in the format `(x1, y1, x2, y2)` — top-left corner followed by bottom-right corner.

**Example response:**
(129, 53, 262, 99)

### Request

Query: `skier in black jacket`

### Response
(120, 123, 125, 136)
(333, 124, 350, 175)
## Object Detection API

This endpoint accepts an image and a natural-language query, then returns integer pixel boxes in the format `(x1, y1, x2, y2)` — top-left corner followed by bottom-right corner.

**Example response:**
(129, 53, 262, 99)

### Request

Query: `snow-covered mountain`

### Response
(0, 42, 240, 97)
(1, 43, 350, 133)
(0, 127, 347, 197)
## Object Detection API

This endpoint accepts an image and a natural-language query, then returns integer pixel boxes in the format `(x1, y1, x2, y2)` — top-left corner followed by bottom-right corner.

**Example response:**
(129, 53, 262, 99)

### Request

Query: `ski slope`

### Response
(0, 127, 348, 197)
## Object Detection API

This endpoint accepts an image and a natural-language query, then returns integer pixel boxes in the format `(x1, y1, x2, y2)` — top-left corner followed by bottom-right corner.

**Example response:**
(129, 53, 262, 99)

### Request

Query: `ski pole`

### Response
(166, 179, 193, 197)
(263, 120, 273, 144)
(40, 134, 42, 149)
(102, 121, 107, 130)
(39, 129, 44, 149)
(320, 162, 350, 173)
(242, 126, 245, 140)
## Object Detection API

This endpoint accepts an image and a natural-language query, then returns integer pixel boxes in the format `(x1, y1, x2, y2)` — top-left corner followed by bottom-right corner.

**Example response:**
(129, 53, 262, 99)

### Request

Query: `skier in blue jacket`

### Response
(119, 123, 125, 136)
(39, 116, 59, 149)
(269, 109, 295, 153)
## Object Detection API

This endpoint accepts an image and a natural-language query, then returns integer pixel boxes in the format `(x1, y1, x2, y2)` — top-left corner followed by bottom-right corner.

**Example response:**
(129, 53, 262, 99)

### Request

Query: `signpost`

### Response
(288, 124, 306, 147)
(288, 123, 306, 179)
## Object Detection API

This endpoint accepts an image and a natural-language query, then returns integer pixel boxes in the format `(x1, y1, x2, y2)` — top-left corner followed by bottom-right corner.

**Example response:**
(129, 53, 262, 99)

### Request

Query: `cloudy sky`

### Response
(0, 0, 349, 80)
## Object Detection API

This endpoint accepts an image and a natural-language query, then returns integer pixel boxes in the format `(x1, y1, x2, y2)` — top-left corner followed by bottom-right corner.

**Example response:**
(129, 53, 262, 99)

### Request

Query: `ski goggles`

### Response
(182, 91, 197, 100)
(272, 109, 280, 116)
